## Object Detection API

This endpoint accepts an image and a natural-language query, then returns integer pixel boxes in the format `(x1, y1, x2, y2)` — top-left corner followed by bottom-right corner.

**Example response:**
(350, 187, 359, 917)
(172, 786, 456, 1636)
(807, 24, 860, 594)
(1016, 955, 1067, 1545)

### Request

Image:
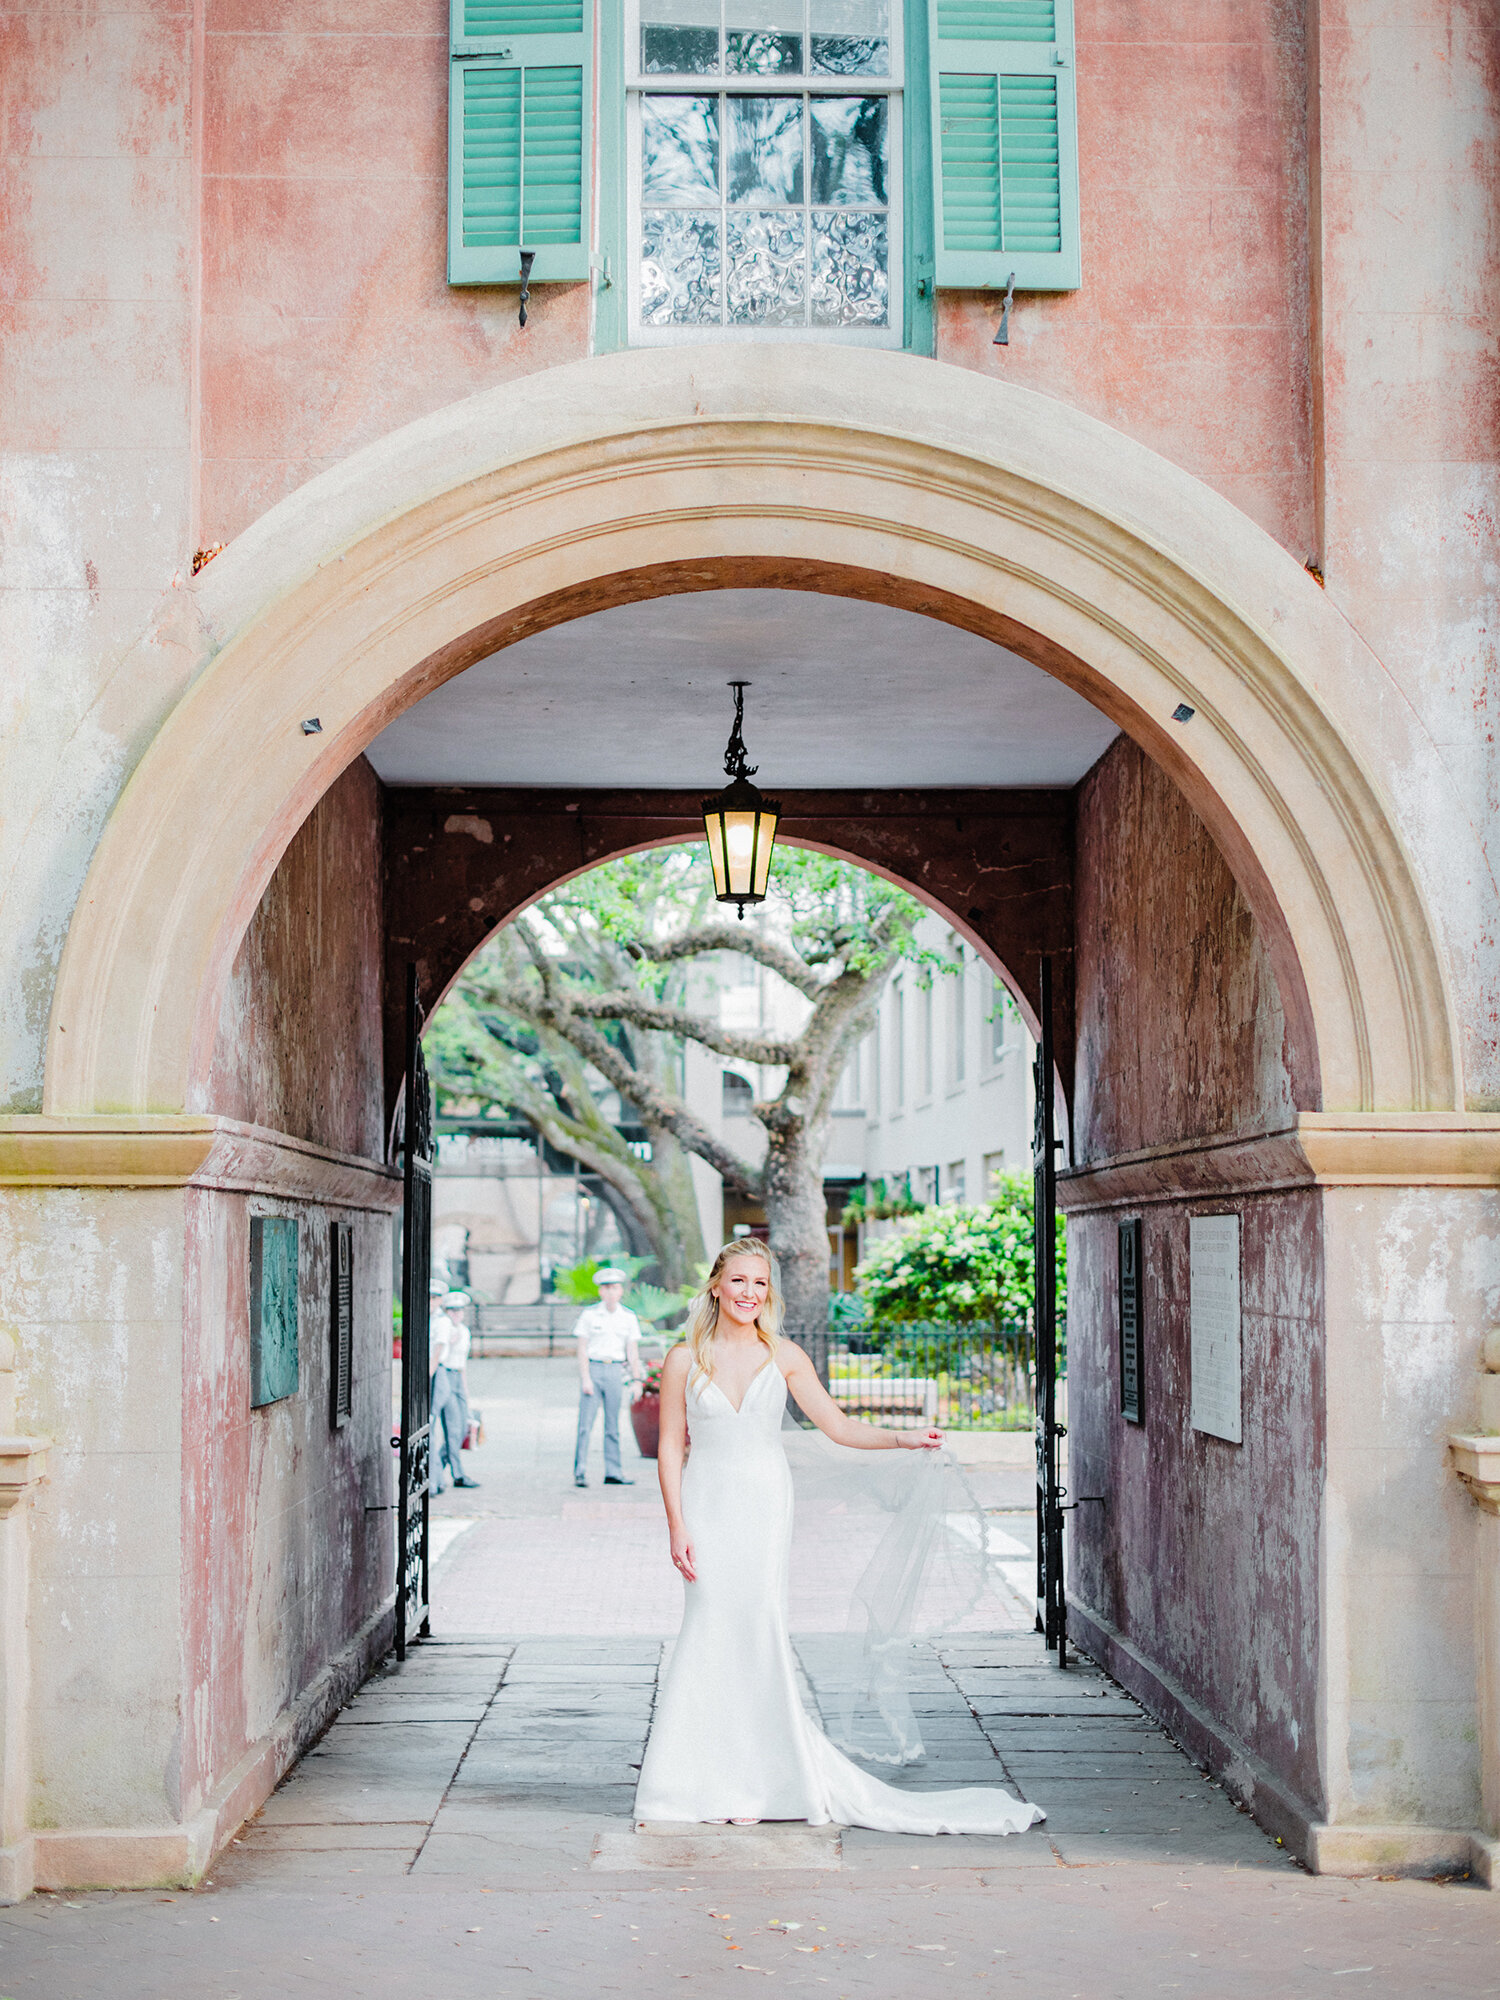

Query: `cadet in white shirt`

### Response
(432, 1289, 479, 1491)
(574, 1268, 643, 1487)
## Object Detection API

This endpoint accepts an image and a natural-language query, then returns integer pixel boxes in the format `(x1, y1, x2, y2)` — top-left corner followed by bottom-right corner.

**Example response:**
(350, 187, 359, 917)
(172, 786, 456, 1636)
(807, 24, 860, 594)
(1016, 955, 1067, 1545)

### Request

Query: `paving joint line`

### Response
(405, 1646, 514, 1874)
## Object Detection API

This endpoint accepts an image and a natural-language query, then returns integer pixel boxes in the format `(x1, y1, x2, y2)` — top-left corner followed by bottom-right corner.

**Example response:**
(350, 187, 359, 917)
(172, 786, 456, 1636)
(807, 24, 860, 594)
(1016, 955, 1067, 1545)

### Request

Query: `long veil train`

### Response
(781, 1418, 996, 1766)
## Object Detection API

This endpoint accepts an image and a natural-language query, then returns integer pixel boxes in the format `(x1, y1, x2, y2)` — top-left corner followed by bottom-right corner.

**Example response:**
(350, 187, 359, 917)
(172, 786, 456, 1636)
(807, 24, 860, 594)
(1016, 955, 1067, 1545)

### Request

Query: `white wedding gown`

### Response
(633, 1358, 1045, 1835)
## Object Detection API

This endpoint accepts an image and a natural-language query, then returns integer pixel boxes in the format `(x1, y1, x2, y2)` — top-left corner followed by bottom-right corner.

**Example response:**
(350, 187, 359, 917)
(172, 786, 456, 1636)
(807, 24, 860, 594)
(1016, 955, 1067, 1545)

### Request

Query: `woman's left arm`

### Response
(780, 1343, 941, 1451)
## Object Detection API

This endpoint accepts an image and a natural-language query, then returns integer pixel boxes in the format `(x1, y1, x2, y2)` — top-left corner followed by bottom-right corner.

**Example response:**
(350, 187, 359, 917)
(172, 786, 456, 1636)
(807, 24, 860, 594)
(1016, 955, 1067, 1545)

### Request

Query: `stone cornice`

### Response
(0, 1117, 401, 1211)
(0, 1436, 50, 1518)
(1059, 1113, 1500, 1212)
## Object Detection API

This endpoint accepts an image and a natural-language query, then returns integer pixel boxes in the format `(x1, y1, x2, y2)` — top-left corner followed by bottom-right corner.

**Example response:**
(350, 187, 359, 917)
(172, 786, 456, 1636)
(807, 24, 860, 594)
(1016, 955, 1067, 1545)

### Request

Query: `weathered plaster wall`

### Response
(939, 0, 1316, 555)
(180, 1188, 393, 1827)
(0, 2, 196, 1114)
(1321, 1183, 1495, 1834)
(183, 751, 393, 1830)
(1313, 0, 1500, 1104)
(1071, 736, 1314, 1160)
(197, 0, 589, 545)
(0, 1187, 186, 1834)
(207, 756, 385, 1157)
(1065, 736, 1325, 1814)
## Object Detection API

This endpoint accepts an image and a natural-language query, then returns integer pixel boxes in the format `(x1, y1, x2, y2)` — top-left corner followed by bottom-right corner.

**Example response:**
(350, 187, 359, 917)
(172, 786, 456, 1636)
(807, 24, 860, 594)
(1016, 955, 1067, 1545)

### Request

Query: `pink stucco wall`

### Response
(188, 0, 1317, 552)
(1065, 737, 1325, 1811)
(184, 755, 394, 1817)
(207, 757, 386, 1156)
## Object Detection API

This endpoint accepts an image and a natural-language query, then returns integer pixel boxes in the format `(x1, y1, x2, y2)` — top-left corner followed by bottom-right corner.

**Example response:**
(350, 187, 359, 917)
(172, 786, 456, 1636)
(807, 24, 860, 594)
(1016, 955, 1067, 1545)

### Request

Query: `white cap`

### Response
(594, 1267, 628, 1286)
(443, 1289, 471, 1307)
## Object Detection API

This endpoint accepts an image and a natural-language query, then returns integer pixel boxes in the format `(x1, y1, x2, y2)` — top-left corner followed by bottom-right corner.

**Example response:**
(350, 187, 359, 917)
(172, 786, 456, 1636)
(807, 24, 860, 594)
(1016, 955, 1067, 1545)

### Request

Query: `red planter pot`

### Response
(630, 1389, 661, 1460)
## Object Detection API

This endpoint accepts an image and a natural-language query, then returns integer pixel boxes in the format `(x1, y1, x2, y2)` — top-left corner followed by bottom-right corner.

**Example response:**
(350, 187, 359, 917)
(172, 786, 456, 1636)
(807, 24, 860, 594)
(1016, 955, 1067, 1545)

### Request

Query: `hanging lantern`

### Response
(702, 681, 781, 920)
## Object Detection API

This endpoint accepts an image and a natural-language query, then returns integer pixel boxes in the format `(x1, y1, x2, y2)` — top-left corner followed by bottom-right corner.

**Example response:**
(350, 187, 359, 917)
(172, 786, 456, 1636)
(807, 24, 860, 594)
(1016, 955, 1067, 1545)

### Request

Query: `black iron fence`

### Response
(800, 1319, 1060, 1431)
(463, 1306, 1061, 1431)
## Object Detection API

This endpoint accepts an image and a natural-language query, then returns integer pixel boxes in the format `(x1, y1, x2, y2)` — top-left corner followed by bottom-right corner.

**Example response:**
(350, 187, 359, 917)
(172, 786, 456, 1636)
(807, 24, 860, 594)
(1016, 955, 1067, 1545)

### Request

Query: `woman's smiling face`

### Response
(714, 1253, 770, 1325)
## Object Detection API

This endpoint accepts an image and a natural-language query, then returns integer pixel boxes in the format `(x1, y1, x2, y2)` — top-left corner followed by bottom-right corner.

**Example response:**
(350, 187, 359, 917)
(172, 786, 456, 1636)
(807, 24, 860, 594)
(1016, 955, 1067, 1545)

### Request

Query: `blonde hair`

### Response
(685, 1238, 783, 1385)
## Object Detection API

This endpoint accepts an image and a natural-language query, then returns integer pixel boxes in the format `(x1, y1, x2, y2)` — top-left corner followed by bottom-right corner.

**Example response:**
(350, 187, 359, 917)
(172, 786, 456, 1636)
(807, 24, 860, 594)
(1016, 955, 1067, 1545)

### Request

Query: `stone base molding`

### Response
(1059, 1112, 1500, 1214)
(1450, 1433, 1500, 1513)
(0, 1115, 400, 1210)
(31, 1598, 395, 1893)
(1067, 1598, 1495, 1884)
(1305, 1822, 1485, 1880)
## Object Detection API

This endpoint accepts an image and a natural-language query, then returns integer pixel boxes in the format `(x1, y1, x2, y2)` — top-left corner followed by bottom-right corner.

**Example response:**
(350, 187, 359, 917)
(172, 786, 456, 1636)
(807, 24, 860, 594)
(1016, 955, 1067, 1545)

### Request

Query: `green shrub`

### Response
(854, 1171, 1066, 1326)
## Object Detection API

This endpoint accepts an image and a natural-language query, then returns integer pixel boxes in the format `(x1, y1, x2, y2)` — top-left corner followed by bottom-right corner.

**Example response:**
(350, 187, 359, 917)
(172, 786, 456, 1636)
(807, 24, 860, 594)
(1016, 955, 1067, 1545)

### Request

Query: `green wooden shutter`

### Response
(448, 0, 591, 285)
(928, 0, 1078, 290)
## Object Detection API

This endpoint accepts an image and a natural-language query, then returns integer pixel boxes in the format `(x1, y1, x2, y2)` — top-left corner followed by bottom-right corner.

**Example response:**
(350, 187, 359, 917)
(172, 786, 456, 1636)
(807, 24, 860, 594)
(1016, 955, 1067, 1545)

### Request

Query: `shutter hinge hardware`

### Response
(1052, 47, 1069, 65)
(992, 271, 1016, 346)
(591, 253, 613, 292)
(518, 248, 536, 327)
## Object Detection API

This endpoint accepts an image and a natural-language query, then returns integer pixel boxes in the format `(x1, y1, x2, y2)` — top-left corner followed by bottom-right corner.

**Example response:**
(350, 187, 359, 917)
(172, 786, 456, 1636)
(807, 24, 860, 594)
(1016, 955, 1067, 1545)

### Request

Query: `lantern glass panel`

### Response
(703, 809, 731, 896)
(752, 810, 778, 895)
(723, 808, 760, 896)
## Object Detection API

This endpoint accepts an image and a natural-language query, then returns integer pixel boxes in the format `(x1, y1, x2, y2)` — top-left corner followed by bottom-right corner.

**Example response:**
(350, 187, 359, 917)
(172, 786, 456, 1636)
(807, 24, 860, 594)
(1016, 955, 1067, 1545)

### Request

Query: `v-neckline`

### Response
(711, 1357, 776, 1415)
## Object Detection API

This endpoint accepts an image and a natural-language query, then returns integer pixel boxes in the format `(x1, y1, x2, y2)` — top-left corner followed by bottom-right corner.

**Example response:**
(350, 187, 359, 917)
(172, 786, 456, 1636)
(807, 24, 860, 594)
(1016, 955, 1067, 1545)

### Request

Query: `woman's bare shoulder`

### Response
(776, 1338, 814, 1374)
(660, 1342, 692, 1379)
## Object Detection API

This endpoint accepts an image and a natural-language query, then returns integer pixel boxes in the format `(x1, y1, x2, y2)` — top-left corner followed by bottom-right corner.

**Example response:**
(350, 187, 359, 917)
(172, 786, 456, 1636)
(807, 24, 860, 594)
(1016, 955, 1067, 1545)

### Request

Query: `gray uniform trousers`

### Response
(575, 1359, 627, 1480)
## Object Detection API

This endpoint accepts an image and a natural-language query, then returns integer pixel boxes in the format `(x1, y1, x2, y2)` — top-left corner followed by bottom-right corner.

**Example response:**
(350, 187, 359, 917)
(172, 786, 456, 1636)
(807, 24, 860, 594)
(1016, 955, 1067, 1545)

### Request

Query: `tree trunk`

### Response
(761, 1126, 831, 1350)
(645, 1129, 709, 1289)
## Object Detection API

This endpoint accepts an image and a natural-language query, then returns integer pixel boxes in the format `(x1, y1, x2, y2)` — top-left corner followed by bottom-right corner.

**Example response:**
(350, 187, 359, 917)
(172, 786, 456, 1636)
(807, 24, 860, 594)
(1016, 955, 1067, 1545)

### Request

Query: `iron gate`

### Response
(1033, 955, 1068, 1664)
(396, 964, 434, 1661)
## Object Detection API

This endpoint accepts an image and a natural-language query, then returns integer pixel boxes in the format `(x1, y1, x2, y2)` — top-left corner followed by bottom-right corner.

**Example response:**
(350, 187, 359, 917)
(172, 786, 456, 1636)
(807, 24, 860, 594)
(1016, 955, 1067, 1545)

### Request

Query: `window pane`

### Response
(642, 95, 721, 203)
(642, 0, 720, 73)
(810, 0, 888, 73)
(812, 210, 887, 322)
(643, 24, 721, 71)
(727, 211, 806, 322)
(726, 0, 803, 72)
(641, 211, 723, 320)
(809, 95, 886, 203)
(727, 95, 804, 204)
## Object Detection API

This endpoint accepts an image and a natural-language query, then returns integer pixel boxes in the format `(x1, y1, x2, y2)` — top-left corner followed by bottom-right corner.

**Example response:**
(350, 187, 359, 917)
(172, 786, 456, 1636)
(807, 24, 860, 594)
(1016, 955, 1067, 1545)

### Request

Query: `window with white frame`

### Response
(626, 0, 901, 341)
(891, 981, 905, 1107)
(948, 944, 966, 1085)
(986, 970, 1013, 1067)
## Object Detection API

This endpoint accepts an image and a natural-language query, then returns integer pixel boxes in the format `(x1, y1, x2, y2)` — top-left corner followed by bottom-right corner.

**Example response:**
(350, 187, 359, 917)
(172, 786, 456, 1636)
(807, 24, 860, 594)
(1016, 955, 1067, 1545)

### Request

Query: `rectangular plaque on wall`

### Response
(1118, 1216, 1143, 1423)
(250, 1215, 299, 1408)
(330, 1220, 353, 1428)
(1189, 1213, 1241, 1444)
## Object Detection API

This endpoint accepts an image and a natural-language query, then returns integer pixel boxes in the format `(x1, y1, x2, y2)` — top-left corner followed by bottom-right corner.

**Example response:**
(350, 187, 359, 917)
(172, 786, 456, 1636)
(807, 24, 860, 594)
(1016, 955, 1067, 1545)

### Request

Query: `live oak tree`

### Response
(427, 846, 945, 1340)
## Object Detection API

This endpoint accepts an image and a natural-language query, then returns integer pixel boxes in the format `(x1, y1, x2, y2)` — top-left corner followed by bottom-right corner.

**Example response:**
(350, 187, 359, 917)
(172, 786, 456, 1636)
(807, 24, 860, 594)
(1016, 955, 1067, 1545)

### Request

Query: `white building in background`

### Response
(431, 913, 1035, 1306)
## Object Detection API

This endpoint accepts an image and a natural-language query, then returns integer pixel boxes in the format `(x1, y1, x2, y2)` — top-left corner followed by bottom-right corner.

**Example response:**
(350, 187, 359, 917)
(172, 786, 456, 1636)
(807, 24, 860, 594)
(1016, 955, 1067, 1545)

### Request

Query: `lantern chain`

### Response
(723, 681, 758, 782)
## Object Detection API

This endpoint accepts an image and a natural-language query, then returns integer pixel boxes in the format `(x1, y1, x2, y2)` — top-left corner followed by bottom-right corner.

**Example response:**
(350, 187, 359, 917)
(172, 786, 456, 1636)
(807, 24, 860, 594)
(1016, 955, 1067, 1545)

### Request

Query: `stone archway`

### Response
(12, 344, 1498, 1897)
(41, 346, 1457, 1135)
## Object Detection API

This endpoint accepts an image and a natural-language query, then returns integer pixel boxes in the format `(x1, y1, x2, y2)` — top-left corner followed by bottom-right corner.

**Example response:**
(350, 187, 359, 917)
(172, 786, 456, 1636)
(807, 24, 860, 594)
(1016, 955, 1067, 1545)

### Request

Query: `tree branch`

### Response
(466, 974, 765, 1197)
(561, 989, 797, 1068)
(634, 925, 827, 1001)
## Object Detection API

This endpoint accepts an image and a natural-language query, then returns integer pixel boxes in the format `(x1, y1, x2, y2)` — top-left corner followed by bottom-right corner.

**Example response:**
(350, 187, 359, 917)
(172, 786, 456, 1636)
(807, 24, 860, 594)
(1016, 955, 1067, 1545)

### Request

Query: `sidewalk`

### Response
(1, 1630, 1490, 2000)
(0, 1358, 1490, 1997)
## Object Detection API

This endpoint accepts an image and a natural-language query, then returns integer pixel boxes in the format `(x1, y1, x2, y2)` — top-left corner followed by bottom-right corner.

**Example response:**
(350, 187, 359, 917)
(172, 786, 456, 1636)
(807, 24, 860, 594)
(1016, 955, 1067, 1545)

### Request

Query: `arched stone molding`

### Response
(43, 347, 1460, 1121)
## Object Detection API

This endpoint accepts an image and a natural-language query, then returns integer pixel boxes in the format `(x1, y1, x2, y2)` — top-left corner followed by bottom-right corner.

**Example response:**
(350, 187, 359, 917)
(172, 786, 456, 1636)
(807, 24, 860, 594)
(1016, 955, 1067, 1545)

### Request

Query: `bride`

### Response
(633, 1238, 1045, 1836)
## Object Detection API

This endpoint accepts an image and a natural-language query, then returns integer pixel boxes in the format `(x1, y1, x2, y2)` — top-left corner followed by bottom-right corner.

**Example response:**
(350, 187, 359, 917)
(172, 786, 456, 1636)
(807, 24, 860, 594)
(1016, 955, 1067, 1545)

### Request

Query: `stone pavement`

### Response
(1, 1630, 1493, 1999)
(1, 1357, 1492, 1995)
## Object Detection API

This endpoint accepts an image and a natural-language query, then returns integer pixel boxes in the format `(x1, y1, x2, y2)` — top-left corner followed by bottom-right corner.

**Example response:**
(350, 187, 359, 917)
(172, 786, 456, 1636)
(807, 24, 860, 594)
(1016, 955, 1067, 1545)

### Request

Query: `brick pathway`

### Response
(430, 1358, 1031, 1637)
